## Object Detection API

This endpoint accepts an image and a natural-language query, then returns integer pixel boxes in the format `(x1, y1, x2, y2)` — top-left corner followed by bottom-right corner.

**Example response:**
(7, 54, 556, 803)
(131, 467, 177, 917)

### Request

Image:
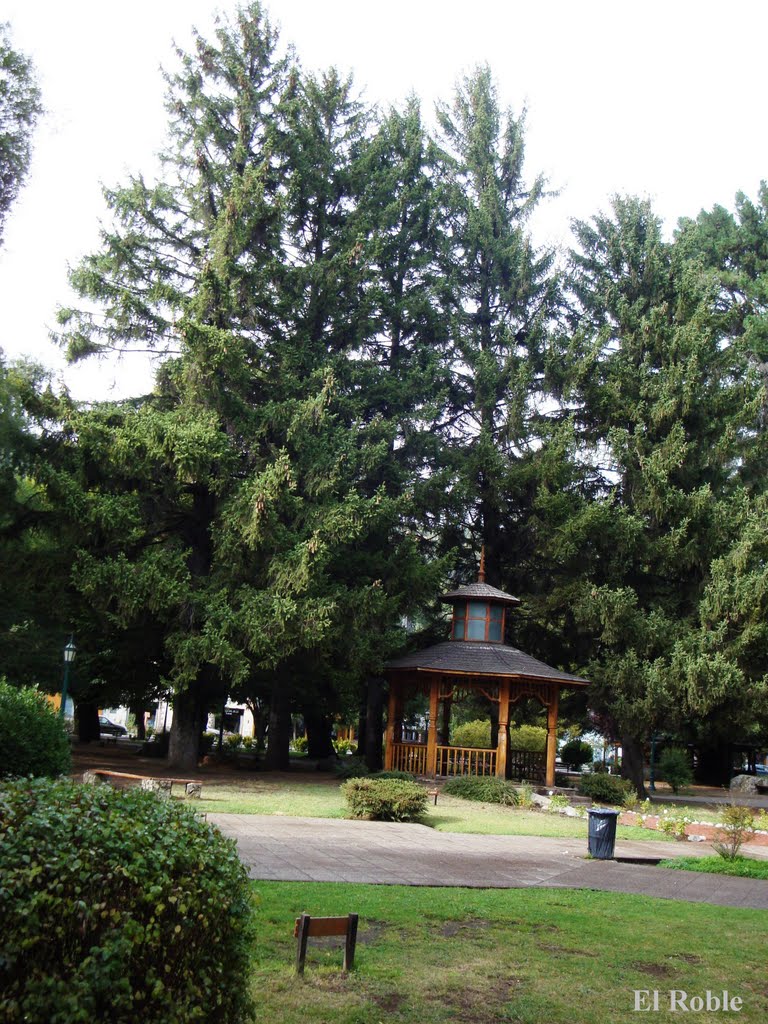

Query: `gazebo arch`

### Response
(383, 557, 588, 787)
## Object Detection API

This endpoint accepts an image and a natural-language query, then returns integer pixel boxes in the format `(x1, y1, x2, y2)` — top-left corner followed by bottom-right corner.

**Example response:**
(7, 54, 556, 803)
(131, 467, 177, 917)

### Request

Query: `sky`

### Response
(1, 0, 767, 400)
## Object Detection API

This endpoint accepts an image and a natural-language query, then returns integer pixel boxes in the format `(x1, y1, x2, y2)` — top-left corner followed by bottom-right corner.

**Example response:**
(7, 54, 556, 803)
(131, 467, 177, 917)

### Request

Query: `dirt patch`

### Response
(440, 918, 493, 938)
(671, 953, 703, 965)
(435, 977, 521, 1024)
(632, 961, 674, 978)
(537, 943, 597, 957)
(372, 992, 406, 1013)
(357, 920, 389, 945)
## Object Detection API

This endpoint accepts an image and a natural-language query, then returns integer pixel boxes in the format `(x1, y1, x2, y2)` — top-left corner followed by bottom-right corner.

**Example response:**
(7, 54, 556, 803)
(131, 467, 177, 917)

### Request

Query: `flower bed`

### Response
(619, 809, 768, 846)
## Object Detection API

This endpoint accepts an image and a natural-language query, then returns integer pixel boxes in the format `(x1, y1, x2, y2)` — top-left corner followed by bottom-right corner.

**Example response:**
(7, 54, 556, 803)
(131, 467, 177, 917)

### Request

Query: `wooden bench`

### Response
(82, 769, 203, 798)
(294, 913, 358, 974)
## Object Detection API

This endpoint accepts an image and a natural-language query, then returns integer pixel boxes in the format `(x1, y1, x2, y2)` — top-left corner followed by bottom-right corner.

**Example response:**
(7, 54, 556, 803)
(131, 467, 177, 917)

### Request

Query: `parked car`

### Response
(99, 715, 127, 737)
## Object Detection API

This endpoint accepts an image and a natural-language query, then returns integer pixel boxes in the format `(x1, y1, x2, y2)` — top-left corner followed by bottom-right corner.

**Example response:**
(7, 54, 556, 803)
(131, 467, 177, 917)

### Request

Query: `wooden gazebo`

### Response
(383, 558, 588, 787)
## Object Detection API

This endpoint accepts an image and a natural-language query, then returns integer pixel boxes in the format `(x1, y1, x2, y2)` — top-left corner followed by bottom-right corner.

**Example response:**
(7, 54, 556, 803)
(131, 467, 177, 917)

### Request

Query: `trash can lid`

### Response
(587, 807, 621, 816)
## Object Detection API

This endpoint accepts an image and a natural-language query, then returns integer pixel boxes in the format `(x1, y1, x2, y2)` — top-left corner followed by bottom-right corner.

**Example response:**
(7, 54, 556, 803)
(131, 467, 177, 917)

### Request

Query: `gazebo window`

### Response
(452, 601, 505, 643)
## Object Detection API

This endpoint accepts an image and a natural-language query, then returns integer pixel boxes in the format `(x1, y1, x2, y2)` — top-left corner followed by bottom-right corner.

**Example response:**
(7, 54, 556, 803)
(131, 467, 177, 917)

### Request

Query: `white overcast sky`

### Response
(1, 0, 767, 400)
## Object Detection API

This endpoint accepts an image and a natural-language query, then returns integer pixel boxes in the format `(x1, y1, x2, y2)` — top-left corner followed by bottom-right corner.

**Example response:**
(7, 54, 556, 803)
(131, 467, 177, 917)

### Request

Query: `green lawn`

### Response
(659, 855, 768, 880)
(196, 774, 665, 841)
(250, 882, 767, 1024)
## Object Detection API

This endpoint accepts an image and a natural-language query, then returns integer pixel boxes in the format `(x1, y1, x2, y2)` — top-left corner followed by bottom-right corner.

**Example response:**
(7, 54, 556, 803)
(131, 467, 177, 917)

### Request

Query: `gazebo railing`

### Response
(436, 745, 496, 777)
(507, 749, 546, 782)
(391, 741, 428, 775)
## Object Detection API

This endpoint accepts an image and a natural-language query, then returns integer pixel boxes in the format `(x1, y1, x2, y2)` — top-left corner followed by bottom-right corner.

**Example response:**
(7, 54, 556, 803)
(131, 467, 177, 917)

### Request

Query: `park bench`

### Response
(82, 768, 203, 798)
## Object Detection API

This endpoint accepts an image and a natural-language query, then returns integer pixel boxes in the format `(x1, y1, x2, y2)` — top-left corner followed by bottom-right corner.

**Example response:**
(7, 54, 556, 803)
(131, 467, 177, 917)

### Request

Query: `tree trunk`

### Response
(130, 703, 146, 740)
(76, 701, 101, 743)
(620, 734, 647, 798)
(304, 708, 336, 759)
(364, 676, 384, 773)
(168, 686, 207, 771)
(264, 680, 291, 770)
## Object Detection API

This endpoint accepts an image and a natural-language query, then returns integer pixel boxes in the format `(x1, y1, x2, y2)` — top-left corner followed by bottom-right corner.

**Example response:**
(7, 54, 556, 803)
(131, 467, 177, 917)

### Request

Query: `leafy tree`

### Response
(0, 23, 42, 246)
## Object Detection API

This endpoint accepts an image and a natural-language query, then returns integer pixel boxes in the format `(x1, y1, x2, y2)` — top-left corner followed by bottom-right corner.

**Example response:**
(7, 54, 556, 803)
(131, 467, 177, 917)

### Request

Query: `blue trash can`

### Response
(587, 808, 620, 859)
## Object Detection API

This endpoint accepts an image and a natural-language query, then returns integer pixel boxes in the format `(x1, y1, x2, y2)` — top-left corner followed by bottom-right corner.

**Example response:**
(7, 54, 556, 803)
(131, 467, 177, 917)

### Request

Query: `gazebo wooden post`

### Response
(384, 678, 398, 771)
(496, 679, 510, 779)
(545, 688, 559, 788)
(426, 676, 440, 777)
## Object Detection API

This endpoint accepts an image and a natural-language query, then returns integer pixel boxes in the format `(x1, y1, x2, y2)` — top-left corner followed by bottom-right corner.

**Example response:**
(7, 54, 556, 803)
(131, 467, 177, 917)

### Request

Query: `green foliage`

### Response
(333, 756, 369, 779)
(660, 855, 768, 880)
(341, 777, 428, 821)
(290, 735, 308, 753)
(0, 777, 255, 1023)
(443, 775, 519, 806)
(372, 770, 416, 781)
(713, 803, 755, 860)
(0, 680, 71, 778)
(452, 719, 492, 748)
(547, 794, 570, 813)
(578, 772, 635, 807)
(559, 739, 593, 769)
(657, 809, 692, 839)
(658, 747, 694, 793)
(333, 738, 358, 756)
(507, 725, 547, 752)
(0, 23, 43, 246)
(225, 733, 243, 750)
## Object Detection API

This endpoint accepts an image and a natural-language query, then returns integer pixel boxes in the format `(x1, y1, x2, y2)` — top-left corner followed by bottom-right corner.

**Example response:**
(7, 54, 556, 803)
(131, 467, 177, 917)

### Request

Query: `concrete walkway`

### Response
(209, 814, 768, 910)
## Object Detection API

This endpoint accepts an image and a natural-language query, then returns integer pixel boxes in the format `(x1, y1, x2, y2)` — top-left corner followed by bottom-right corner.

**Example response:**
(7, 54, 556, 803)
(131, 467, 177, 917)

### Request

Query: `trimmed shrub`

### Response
(451, 719, 492, 748)
(507, 724, 547, 752)
(658, 746, 693, 793)
(578, 772, 635, 806)
(342, 777, 428, 821)
(0, 680, 71, 778)
(443, 775, 519, 806)
(559, 739, 593, 770)
(0, 777, 255, 1024)
(333, 756, 369, 779)
(372, 770, 416, 781)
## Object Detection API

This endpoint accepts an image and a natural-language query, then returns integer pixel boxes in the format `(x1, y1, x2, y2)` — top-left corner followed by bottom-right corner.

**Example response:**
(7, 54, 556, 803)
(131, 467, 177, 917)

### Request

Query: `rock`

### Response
(730, 774, 759, 794)
(185, 782, 203, 799)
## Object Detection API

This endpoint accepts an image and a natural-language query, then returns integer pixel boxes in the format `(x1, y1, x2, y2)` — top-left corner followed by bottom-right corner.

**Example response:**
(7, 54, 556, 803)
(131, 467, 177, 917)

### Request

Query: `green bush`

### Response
(0, 680, 71, 778)
(291, 735, 308, 753)
(333, 756, 369, 779)
(451, 719, 492, 748)
(372, 770, 416, 781)
(0, 777, 255, 1024)
(559, 739, 593, 769)
(443, 775, 519, 806)
(658, 746, 693, 793)
(333, 738, 358, 756)
(507, 724, 547, 752)
(714, 803, 755, 860)
(578, 772, 635, 806)
(342, 777, 428, 821)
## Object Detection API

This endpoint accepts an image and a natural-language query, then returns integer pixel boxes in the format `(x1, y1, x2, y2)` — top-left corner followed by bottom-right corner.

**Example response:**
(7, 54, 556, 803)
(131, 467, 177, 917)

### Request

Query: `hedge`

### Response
(342, 777, 428, 821)
(0, 777, 255, 1024)
(0, 679, 71, 778)
(442, 775, 519, 805)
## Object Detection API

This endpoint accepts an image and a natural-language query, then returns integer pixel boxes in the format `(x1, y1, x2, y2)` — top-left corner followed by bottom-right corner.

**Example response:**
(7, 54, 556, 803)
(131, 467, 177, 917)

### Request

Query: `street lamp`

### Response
(60, 636, 76, 719)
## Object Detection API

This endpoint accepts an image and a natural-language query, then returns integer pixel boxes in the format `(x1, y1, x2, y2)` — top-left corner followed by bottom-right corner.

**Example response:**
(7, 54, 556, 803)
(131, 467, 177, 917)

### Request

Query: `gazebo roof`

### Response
(440, 581, 521, 607)
(385, 640, 588, 687)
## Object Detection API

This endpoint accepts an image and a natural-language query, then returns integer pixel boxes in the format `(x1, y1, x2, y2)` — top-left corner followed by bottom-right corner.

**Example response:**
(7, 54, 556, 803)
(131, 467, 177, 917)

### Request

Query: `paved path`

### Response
(209, 814, 768, 910)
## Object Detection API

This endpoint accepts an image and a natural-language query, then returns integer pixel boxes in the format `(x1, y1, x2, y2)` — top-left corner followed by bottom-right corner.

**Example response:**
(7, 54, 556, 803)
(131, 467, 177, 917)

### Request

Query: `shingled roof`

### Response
(385, 640, 588, 686)
(440, 581, 520, 606)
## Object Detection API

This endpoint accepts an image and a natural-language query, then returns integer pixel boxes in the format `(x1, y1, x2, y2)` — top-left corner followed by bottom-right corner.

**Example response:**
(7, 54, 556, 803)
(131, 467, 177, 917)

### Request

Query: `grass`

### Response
(659, 855, 768, 879)
(195, 773, 666, 841)
(249, 881, 768, 1023)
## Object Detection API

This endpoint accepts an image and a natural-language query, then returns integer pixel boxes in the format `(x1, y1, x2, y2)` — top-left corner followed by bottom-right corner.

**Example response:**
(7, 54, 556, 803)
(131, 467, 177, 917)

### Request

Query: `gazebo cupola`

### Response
(384, 552, 588, 786)
(443, 549, 520, 644)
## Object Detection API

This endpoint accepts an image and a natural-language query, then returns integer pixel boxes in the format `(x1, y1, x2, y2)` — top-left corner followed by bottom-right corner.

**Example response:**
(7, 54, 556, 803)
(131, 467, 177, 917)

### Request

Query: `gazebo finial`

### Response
(478, 545, 486, 584)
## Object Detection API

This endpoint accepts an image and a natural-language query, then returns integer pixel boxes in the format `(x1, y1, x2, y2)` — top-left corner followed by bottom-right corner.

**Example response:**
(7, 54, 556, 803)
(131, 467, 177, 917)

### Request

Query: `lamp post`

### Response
(60, 636, 76, 719)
